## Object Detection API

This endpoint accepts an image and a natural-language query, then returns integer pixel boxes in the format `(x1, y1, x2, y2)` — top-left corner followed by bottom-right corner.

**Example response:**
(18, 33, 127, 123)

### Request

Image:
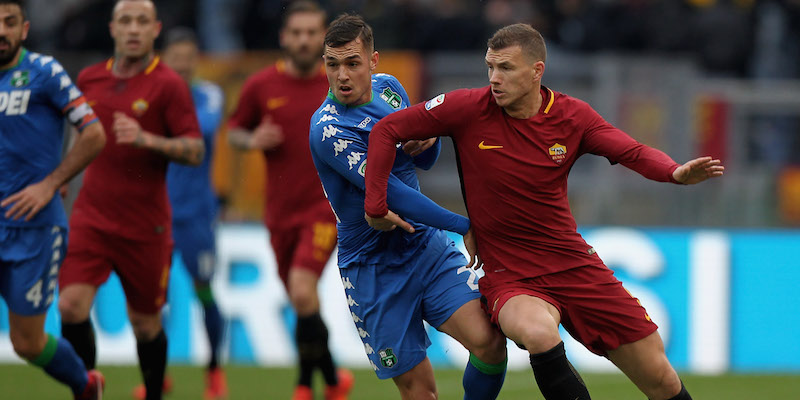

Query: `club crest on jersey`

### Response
(380, 87, 402, 109)
(357, 160, 367, 177)
(425, 94, 445, 110)
(548, 143, 567, 164)
(10, 70, 29, 88)
(131, 98, 149, 116)
(379, 348, 397, 368)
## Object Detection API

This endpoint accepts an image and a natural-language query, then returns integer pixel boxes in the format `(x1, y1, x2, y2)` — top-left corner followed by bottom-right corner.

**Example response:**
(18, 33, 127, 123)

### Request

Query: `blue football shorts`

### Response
(172, 218, 216, 283)
(339, 230, 481, 379)
(0, 225, 67, 315)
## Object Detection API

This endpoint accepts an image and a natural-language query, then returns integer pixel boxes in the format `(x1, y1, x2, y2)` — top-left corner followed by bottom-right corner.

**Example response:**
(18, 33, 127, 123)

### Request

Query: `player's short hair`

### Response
(488, 23, 546, 63)
(113, 0, 158, 19)
(0, 0, 26, 20)
(325, 13, 373, 53)
(281, 0, 327, 30)
(164, 27, 197, 49)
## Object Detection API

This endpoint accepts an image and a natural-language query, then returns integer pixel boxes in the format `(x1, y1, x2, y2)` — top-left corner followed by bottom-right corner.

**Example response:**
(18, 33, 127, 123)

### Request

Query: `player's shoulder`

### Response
(77, 59, 108, 81)
(19, 50, 61, 72)
(246, 64, 279, 85)
(372, 73, 408, 109)
(310, 99, 356, 142)
(541, 86, 594, 118)
(14, 50, 69, 84)
(149, 58, 185, 84)
(371, 73, 400, 86)
(421, 86, 489, 113)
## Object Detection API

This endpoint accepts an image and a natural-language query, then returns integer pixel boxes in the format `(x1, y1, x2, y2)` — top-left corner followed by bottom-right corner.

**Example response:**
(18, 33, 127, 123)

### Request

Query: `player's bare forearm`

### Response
(141, 132, 205, 165)
(50, 122, 106, 187)
(1, 123, 105, 221)
(227, 128, 253, 150)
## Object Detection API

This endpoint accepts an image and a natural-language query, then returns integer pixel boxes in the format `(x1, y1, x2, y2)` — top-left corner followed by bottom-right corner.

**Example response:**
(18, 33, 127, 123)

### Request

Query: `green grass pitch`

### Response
(0, 364, 798, 399)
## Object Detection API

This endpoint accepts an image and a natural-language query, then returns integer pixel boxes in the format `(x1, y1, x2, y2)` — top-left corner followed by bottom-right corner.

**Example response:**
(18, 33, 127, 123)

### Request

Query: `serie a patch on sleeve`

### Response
(424, 94, 445, 111)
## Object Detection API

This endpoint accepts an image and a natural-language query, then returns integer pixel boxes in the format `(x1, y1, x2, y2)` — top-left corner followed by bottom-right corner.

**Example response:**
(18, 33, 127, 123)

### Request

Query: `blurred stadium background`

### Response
(2, 0, 800, 398)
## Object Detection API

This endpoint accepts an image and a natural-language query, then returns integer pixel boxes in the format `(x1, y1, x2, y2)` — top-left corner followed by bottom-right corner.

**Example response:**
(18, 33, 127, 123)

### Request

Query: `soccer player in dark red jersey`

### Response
(365, 24, 724, 400)
(56, 1, 204, 400)
(227, 2, 352, 399)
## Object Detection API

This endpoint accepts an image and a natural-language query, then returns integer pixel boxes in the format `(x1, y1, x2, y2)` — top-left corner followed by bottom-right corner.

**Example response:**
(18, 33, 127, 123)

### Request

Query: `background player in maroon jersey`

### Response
(364, 24, 724, 400)
(227, 2, 352, 399)
(57, 1, 204, 400)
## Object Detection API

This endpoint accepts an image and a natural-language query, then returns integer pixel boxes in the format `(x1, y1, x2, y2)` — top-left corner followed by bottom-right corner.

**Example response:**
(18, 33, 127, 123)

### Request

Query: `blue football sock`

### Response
(462, 353, 507, 400)
(197, 286, 224, 370)
(31, 335, 89, 395)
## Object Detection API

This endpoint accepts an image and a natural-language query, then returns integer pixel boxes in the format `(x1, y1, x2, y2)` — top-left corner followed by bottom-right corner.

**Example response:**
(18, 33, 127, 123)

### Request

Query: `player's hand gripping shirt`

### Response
(365, 86, 681, 282)
(0, 49, 98, 228)
(309, 74, 469, 269)
(167, 80, 224, 222)
(70, 57, 201, 241)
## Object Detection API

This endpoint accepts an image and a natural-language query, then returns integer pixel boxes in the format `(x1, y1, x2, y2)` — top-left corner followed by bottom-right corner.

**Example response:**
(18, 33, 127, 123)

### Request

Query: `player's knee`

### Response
(9, 331, 44, 361)
(651, 364, 682, 395)
(394, 377, 437, 400)
(128, 314, 162, 341)
(466, 327, 507, 364)
(57, 295, 90, 323)
(288, 283, 319, 315)
(517, 324, 561, 354)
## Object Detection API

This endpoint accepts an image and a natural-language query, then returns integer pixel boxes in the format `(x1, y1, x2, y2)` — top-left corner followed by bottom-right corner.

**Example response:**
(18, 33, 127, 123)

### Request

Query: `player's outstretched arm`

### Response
(113, 112, 205, 165)
(672, 156, 724, 184)
(1, 122, 106, 221)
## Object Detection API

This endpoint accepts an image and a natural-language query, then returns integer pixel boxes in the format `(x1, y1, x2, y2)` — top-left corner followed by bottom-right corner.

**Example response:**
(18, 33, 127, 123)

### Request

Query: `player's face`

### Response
(324, 39, 378, 106)
(0, 5, 28, 68)
(486, 45, 543, 110)
(163, 41, 197, 84)
(280, 12, 326, 72)
(110, 0, 161, 59)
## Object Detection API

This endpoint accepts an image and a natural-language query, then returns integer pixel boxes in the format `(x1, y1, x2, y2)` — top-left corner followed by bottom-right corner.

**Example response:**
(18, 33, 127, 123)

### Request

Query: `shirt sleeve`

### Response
(386, 75, 442, 170)
(365, 89, 472, 218)
(227, 75, 261, 131)
(311, 124, 470, 235)
(579, 101, 681, 184)
(43, 59, 98, 132)
(165, 77, 201, 139)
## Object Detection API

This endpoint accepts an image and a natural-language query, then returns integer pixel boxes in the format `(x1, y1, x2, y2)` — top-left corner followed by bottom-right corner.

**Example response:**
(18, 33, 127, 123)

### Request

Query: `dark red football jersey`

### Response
(70, 57, 201, 242)
(228, 61, 333, 229)
(366, 86, 681, 283)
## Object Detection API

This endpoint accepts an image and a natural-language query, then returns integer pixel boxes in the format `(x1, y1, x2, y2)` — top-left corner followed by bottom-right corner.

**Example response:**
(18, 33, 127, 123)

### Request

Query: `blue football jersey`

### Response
(166, 79, 223, 222)
(0, 48, 98, 228)
(309, 74, 468, 269)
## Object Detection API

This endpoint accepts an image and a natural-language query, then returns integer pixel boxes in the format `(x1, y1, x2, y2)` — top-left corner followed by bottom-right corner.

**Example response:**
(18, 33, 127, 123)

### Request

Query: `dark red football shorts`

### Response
(269, 220, 337, 286)
(480, 264, 658, 356)
(59, 225, 172, 314)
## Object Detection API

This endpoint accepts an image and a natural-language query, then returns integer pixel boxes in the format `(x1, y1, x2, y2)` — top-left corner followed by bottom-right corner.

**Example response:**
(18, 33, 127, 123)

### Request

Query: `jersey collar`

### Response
(326, 89, 374, 108)
(105, 55, 161, 75)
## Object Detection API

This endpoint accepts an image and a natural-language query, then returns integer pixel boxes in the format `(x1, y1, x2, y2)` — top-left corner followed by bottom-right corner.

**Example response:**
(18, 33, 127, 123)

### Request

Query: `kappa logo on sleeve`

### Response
(424, 93, 445, 110)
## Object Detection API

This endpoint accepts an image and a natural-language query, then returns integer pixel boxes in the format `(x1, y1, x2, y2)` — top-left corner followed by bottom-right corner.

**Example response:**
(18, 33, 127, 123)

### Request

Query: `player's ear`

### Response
(154, 21, 162, 38)
(21, 20, 29, 41)
(370, 51, 379, 72)
(533, 60, 545, 81)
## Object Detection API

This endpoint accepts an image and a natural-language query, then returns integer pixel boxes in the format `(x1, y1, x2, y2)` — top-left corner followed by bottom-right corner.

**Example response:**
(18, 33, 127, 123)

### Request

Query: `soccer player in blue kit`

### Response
(309, 14, 507, 399)
(0, 1, 106, 398)
(158, 28, 227, 400)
